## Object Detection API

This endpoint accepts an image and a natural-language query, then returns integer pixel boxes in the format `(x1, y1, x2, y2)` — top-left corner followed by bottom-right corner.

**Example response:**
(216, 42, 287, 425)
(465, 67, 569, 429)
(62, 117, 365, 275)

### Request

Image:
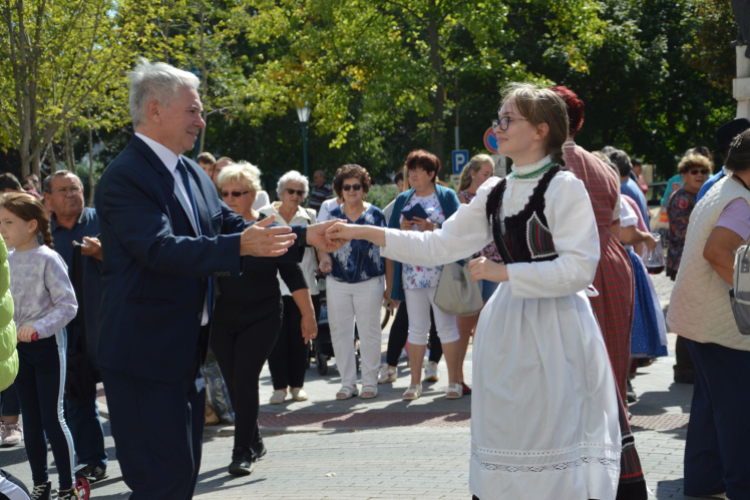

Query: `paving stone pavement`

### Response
(0, 273, 717, 499)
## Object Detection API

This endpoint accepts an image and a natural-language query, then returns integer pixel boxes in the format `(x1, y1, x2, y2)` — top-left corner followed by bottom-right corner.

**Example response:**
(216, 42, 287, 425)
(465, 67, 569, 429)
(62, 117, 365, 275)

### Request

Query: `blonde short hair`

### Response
(217, 161, 262, 193)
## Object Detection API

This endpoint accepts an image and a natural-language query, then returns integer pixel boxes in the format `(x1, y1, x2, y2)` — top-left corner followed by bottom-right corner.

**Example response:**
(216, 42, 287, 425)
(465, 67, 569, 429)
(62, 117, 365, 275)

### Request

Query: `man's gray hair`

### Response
(129, 58, 200, 128)
(607, 149, 632, 178)
(277, 170, 309, 199)
(43, 170, 81, 193)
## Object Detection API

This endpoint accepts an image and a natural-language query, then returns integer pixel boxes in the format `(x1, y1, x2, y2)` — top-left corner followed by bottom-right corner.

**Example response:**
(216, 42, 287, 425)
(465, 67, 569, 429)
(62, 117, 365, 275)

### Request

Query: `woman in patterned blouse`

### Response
(317, 165, 387, 400)
(667, 153, 712, 280)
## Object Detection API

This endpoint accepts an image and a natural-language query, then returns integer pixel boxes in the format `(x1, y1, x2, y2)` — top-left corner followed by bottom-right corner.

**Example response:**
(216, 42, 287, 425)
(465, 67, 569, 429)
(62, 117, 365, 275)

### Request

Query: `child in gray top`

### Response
(0, 193, 78, 500)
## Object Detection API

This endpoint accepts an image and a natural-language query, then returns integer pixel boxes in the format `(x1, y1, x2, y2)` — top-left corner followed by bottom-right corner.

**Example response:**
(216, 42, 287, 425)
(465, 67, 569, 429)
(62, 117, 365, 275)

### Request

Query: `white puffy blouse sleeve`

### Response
(506, 172, 600, 299)
(380, 178, 498, 266)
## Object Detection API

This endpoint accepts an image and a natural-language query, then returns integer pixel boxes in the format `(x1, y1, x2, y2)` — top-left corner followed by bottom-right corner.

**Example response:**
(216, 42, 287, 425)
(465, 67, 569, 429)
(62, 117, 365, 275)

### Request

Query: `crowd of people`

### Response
(0, 57, 748, 500)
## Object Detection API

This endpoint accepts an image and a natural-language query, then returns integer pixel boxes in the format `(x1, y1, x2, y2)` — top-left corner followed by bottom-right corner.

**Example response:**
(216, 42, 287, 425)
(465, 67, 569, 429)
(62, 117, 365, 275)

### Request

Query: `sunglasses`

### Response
(342, 184, 362, 192)
(286, 188, 305, 197)
(688, 169, 710, 176)
(221, 190, 249, 198)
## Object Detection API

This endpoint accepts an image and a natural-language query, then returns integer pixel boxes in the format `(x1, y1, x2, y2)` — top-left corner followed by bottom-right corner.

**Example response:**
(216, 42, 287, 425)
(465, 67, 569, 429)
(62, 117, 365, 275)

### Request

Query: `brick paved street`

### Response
(0, 274, 716, 499)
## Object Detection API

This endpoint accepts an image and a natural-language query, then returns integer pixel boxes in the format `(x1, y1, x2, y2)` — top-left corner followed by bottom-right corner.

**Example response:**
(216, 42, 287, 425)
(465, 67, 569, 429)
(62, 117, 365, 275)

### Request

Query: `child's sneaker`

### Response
(56, 489, 79, 500)
(30, 481, 51, 500)
(0, 423, 22, 446)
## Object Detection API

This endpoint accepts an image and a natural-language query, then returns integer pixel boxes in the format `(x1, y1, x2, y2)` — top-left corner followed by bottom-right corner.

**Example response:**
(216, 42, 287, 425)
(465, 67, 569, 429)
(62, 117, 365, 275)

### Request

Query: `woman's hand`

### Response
(326, 222, 357, 242)
(400, 219, 415, 231)
(411, 217, 434, 232)
(17, 326, 38, 343)
(643, 233, 658, 253)
(319, 256, 333, 274)
(301, 313, 318, 345)
(468, 257, 508, 283)
(382, 289, 400, 309)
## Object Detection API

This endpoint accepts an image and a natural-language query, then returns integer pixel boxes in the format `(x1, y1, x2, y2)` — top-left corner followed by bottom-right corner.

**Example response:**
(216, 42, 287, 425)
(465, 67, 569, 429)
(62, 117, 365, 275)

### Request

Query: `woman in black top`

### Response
(211, 162, 317, 476)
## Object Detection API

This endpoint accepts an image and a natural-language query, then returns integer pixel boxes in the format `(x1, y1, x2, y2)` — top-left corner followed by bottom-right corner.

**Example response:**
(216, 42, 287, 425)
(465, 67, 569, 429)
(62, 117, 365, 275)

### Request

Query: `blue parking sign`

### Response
(452, 150, 469, 175)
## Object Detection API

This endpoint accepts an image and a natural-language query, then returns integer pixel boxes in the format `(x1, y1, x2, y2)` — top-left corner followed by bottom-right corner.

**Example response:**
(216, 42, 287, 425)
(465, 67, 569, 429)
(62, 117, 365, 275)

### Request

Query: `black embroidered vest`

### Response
(485, 165, 562, 264)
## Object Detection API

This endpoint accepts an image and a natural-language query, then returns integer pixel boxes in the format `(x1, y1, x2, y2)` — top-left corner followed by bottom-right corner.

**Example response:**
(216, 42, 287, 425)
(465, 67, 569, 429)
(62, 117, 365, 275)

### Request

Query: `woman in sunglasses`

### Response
(212, 163, 316, 475)
(260, 171, 320, 405)
(667, 153, 712, 281)
(316, 164, 387, 400)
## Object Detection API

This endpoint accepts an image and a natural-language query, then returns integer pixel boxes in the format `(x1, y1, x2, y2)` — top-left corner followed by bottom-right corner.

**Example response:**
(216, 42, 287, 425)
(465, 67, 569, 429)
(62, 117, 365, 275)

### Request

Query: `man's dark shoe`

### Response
(30, 481, 51, 500)
(252, 439, 267, 461)
(78, 464, 109, 482)
(626, 379, 637, 404)
(228, 447, 255, 476)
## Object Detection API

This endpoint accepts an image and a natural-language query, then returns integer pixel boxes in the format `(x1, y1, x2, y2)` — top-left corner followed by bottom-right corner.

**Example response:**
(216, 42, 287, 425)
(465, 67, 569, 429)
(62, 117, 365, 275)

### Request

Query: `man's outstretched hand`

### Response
(307, 219, 347, 252)
(240, 215, 296, 257)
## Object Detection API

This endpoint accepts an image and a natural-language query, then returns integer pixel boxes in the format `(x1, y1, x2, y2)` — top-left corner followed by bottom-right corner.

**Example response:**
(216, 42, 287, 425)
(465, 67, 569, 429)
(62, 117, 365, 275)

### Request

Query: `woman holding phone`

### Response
(384, 150, 463, 400)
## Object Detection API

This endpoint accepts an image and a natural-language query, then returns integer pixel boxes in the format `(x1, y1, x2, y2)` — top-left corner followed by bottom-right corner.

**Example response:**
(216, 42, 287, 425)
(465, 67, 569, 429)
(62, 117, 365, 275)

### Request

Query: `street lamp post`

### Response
(296, 102, 311, 178)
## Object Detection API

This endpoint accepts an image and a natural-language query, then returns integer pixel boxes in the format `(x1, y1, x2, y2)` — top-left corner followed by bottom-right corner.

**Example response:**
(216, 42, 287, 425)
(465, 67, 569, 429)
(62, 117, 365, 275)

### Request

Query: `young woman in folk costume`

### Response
(326, 84, 648, 499)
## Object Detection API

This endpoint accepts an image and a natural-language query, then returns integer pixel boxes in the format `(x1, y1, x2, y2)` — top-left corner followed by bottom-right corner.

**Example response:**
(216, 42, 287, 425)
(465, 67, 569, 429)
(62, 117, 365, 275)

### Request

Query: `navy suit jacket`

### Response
(95, 136, 302, 383)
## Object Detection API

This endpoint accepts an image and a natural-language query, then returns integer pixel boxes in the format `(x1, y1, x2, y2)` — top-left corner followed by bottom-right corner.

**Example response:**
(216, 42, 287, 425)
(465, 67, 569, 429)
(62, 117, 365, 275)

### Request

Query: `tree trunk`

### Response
(426, 6, 445, 174)
(199, 0, 208, 153)
(87, 109, 95, 206)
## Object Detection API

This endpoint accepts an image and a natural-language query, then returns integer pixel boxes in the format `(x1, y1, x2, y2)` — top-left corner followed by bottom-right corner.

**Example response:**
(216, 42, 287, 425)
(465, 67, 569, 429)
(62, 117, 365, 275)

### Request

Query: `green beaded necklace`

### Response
(508, 162, 556, 179)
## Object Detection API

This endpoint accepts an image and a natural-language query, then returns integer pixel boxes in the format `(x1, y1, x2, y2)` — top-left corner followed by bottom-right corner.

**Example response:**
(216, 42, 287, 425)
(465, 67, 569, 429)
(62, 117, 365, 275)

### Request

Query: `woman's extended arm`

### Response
(328, 179, 497, 267)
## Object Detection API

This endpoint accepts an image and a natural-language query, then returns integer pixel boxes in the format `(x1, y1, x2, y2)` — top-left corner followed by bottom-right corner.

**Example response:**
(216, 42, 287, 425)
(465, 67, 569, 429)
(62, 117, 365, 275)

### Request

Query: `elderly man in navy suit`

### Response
(95, 59, 341, 499)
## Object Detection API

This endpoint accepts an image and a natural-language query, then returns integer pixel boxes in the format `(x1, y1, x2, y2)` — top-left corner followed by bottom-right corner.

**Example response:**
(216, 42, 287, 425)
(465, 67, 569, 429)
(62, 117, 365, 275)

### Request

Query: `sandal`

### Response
(336, 386, 359, 400)
(360, 385, 378, 399)
(446, 382, 463, 400)
(403, 383, 422, 400)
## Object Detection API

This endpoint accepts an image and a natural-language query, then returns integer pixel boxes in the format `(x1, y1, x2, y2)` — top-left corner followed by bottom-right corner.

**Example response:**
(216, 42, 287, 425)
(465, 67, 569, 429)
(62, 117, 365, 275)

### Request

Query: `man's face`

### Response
(155, 86, 205, 155)
(212, 159, 231, 186)
(198, 161, 215, 178)
(25, 175, 39, 188)
(313, 172, 324, 187)
(45, 175, 84, 219)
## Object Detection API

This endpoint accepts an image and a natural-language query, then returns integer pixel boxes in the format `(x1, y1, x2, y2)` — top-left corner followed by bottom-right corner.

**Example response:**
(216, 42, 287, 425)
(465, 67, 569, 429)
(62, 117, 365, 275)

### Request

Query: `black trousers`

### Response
(211, 303, 281, 451)
(15, 335, 75, 491)
(268, 296, 309, 390)
(385, 304, 442, 367)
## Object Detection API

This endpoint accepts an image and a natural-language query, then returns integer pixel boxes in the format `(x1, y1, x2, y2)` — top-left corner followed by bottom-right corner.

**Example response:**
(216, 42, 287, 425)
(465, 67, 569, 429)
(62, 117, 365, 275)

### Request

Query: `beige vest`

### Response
(667, 176, 750, 350)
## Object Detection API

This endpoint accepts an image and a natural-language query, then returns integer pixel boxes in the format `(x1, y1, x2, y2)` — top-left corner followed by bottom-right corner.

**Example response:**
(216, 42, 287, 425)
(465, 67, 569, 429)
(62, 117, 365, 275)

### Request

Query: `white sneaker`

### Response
(290, 387, 308, 401)
(269, 389, 287, 405)
(0, 423, 22, 447)
(378, 363, 397, 384)
(424, 361, 439, 382)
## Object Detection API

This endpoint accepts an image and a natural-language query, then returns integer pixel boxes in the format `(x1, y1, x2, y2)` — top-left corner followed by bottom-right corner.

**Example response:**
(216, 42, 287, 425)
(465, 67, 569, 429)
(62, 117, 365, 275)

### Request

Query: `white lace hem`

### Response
(471, 452, 620, 473)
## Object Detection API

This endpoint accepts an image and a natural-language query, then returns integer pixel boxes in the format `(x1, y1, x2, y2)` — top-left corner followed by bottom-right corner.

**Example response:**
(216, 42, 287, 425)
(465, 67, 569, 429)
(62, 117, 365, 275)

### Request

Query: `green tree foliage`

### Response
(0, 0, 129, 176)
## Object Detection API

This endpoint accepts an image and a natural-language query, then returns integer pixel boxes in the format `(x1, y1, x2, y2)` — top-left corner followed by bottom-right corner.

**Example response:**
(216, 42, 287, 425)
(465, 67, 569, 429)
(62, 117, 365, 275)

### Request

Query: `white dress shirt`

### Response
(135, 133, 209, 325)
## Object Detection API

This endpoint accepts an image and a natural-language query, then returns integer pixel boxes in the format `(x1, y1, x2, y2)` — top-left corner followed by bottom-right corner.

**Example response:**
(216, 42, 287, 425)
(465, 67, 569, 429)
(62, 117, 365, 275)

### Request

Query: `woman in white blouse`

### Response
(326, 85, 624, 500)
(260, 171, 319, 404)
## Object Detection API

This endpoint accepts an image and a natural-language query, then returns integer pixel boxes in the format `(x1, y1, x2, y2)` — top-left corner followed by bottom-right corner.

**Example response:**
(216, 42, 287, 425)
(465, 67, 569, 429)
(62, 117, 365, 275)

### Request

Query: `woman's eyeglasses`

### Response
(688, 169, 710, 176)
(221, 190, 249, 198)
(286, 188, 305, 197)
(342, 184, 362, 191)
(492, 116, 528, 132)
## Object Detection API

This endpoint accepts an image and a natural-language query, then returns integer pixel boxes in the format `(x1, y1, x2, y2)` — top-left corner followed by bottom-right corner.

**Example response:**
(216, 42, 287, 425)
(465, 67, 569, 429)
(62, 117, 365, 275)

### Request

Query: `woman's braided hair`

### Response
(0, 192, 54, 249)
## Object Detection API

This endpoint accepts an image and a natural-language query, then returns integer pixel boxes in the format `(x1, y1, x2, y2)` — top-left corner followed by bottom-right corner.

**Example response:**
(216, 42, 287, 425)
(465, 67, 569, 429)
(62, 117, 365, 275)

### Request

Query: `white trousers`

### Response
(326, 276, 385, 389)
(404, 286, 459, 345)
